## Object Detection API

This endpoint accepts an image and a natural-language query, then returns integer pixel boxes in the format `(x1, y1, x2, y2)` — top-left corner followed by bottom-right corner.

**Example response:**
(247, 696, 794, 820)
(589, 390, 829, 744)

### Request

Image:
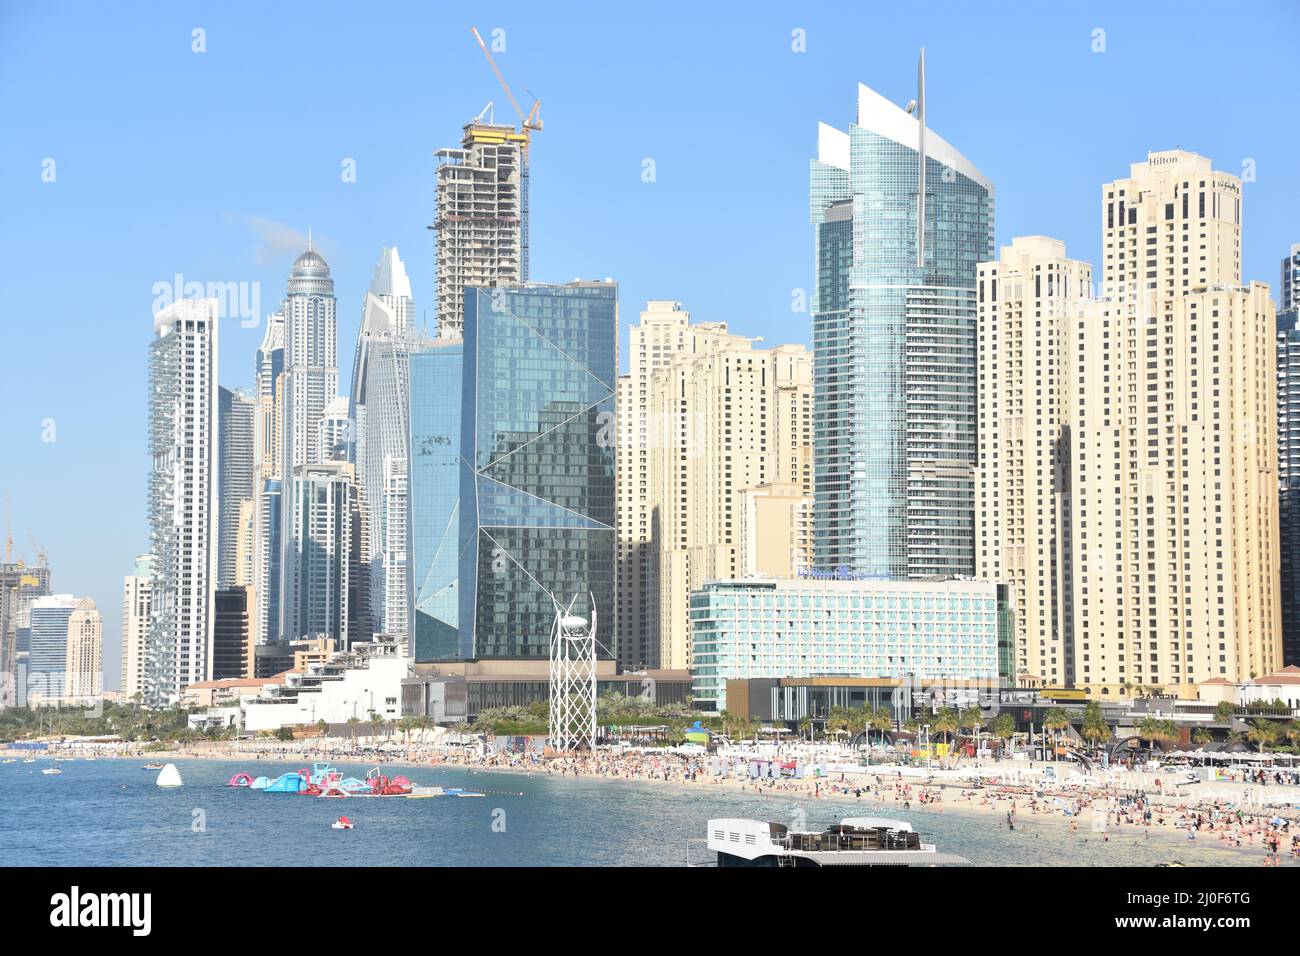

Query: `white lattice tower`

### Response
(548, 596, 598, 753)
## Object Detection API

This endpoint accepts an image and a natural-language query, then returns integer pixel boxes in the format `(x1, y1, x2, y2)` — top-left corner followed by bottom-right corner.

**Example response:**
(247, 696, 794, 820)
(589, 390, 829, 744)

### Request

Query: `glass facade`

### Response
(28, 596, 76, 701)
(1278, 307, 1300, 666)
(689, 579, 1008, 712)
(459, 283, 617, 659)
(407, 340, 464, 660)
(811, 90, 993, 579)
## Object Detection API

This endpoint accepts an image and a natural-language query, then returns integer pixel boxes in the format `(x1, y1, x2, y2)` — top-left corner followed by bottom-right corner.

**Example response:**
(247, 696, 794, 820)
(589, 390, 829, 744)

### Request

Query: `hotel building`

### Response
(810, 82, 994, 579)
(1071, 150, 1281, 697)
(457, 282, 617, 659)
(976, 237, 1091, 688)
(645, 330, 813, 670)
(689, 578, 1012, 712)
(1277, 243, 1300, 666)
(407, 338, 464, 660)
(120, 554, 153, 703)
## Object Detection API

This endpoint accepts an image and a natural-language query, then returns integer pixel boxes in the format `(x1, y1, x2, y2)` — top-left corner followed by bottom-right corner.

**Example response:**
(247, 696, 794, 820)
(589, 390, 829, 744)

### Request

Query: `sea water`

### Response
(0, 757, 1281, 867)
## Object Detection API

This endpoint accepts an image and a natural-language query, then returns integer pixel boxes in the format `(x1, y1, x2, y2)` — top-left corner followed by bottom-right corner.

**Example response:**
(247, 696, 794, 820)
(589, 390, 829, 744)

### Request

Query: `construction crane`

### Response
(28, 531, 47, 568)
(470, 27, 542, 153)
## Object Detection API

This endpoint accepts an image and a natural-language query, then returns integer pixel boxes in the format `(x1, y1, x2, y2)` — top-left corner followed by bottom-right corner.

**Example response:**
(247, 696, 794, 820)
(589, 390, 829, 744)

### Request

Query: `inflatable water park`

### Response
(227, 763, 483, 798)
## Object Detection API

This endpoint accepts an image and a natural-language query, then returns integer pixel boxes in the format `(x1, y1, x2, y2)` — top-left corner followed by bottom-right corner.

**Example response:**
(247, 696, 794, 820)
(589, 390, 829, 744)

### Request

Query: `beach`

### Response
(10, 737, 1296, 866)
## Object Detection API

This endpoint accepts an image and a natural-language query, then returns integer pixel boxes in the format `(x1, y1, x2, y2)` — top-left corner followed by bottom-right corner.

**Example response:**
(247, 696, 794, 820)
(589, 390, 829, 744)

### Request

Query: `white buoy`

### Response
(155, 763, 183, 788)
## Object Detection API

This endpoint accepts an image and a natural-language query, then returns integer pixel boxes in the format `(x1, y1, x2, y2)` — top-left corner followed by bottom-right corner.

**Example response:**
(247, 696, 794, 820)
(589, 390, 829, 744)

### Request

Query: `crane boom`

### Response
(470, 27, 542, 133)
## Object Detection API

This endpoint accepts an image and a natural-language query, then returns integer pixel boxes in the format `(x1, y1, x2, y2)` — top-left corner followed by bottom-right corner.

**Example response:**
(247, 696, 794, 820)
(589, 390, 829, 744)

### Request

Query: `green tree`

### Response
(931, 707, 959, 747)
(1247, 718, 1278, 754)
(1081, 700, 1111, 751)
(985, 712, 1016, 751)
(1042, 707, 1072, 758)
(867, 705, 894, 747)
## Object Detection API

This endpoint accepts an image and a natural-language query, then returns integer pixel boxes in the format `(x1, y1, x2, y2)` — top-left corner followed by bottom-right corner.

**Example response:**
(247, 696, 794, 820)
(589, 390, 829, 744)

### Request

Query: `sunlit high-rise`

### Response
(1072, 150, 1281, 697)
(810, 78, 994, 579)
(147, 297, 219, 705)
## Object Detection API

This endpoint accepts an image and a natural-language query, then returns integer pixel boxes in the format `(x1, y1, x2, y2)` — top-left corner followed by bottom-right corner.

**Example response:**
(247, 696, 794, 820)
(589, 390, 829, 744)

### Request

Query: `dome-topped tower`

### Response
(287, 230, 334, 295)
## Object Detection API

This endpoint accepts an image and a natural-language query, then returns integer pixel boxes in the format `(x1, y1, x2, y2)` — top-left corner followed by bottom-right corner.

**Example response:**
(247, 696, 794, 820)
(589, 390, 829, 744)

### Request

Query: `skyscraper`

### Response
(147, 297, 219, 706)
(458, 282, 616, 659)
(64, 598, 102, 702)
(976, 237, 1091, 688)
(407, 339, 463, 660)
(645, 329, 813, 671)
(251, 311, 285, 644)
(212, 586, 253, 680)
(279, 243, 341, 643)
(810, 79, 994, 579)
(615, 301, 717, 670)
(28, 594, 77, 704)
(217, 386, 256, 588)
(351, 247, 416, 643)
(0, 559, 51, 707)
(1282, 242, 1300, 314)
(432, 120, 528, 339)
(1276, 244, 1300, 666)
(120, 554, 153, 704)
(281, 241, 339, 471)
(1072, 150, 1281, 697)
(284, 461, 355, 644)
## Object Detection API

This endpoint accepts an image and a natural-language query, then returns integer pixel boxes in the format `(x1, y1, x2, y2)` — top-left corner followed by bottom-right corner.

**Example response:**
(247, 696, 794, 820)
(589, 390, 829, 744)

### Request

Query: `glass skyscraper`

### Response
(1278, 245, 1300, 666)
(810, 83, 993, 579)
(458, 282, 617, 659)
(407, 339, 464, 660)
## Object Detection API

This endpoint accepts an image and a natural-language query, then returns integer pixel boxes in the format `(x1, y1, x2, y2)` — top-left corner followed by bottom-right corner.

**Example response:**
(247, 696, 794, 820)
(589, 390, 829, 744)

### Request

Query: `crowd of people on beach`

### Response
(16, 736, 1298, 865)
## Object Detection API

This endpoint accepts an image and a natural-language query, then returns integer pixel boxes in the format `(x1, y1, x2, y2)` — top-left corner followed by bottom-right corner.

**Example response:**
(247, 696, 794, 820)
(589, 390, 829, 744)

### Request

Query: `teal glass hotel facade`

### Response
(810, 84, 994, 579)
(690, 578, 1013, 712)
(407, 339, 464, 660)
(455, 282, 617, 660)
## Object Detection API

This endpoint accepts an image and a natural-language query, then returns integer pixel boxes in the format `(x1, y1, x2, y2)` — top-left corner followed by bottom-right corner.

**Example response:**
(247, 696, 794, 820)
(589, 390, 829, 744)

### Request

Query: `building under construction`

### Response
(0, 560, 53, 708)
(431, 29, 541, 340)
(432, 119, 529, 340)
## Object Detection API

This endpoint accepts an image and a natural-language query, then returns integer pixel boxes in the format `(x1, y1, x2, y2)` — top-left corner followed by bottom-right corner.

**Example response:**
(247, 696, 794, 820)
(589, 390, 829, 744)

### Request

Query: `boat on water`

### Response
(332, 816, 355, 830)
(702, 817, 970, 867)
(42, 767, 62, 775)
(22, 758, 36, 764)
(142, 763, 164, 770)
(2, 758, 15, 764)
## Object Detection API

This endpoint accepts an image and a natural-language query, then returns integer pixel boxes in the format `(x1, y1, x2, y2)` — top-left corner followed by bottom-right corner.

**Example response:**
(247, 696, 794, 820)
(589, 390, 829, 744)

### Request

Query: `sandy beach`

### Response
(12, 738, 1295, 865)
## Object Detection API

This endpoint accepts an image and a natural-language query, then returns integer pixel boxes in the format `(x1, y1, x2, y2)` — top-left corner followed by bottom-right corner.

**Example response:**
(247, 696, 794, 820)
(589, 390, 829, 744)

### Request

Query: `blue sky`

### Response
(2, 1, 1297, 686)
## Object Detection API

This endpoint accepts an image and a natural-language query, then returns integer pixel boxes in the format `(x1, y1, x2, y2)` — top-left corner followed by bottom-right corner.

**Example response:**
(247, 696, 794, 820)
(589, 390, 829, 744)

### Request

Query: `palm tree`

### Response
(1081, 700, 1111, 753)
(959, 705, 983, 753)
(985, 712, 1016, 753)
(931, 707, 958, 744)
(346, 715, 360, 743)
(797, 716, 814, 742)
(1284, 721, 1300, 752)
(867, 706, 893, 748)
(826, 706, 851, 737)
(1247, 718, 1278, 754)
(1213, 700, 1236, 723)
(1191, 727, 1213, 748)
(1043, 707, 1071, 758)
(1137, 716, 1170, 755)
